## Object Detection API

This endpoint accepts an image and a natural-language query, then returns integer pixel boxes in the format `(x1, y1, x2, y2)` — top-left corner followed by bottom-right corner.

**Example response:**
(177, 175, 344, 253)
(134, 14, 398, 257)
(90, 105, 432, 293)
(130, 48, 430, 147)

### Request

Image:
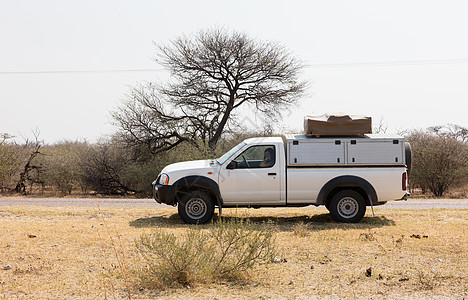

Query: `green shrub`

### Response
(135, 218, 277, 289)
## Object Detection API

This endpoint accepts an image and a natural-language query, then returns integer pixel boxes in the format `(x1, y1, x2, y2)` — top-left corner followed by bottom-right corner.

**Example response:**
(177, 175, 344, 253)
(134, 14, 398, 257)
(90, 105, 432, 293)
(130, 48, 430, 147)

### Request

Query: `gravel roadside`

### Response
(1, 197, 468, 209)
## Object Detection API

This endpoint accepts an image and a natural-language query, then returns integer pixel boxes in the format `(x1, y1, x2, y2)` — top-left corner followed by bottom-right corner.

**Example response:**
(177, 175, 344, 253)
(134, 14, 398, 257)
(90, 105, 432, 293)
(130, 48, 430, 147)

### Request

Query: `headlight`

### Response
(159, 173, 169, 185)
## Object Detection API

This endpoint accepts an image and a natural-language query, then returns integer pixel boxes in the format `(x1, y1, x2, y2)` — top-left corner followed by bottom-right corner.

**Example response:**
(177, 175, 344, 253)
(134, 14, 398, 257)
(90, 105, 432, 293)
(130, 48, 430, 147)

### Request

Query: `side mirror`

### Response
(226, 160, 238, 170)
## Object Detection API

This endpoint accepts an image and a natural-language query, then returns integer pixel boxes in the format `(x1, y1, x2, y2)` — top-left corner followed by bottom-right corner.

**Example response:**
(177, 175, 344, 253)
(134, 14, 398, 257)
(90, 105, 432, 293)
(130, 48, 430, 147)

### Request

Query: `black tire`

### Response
(328, 190, 366, 223)
(177, 190, 214, 224)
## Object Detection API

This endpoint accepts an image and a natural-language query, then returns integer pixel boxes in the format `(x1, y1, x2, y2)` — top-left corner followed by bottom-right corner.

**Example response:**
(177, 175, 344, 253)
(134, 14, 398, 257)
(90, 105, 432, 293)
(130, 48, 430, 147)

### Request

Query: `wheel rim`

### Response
(337, 197, 359, 219)
(185, 198, 207, 220)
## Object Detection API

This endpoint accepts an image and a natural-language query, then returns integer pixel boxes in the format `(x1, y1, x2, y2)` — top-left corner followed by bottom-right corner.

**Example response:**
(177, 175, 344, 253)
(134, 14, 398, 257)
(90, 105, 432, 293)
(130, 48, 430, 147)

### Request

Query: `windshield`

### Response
(217, 142, 246, 164)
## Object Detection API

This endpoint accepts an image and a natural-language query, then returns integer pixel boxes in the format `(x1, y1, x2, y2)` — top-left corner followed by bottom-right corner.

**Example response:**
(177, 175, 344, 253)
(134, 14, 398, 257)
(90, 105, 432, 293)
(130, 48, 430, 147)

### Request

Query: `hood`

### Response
(163, 159, 216, 173)
(160, 159, 219, 184)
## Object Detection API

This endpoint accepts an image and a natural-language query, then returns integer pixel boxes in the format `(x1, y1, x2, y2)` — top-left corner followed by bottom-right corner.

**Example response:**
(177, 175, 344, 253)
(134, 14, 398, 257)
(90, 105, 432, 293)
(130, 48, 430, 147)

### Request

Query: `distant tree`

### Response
(42, 141, 89, 196)
(428, 124, 468, 143)
(82, 141, 137, 195)
(407, 126, 468, 197)
(373, 117, 388, 134)
(113, 27, 306, 154)
(14, 130, 44, 194)
(0, 134, 17, 192)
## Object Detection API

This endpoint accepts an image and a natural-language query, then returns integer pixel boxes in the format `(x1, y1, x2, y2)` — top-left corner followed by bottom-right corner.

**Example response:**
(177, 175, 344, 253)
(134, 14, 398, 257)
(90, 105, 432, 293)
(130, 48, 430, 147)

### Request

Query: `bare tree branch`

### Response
(113, 27, 307, 153)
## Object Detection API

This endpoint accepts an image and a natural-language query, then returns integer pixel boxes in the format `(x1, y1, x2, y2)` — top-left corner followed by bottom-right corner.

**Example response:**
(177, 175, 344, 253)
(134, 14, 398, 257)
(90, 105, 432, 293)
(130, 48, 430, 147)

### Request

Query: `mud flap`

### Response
(215, 195, 222, 216)
(369, 195, 375, 217)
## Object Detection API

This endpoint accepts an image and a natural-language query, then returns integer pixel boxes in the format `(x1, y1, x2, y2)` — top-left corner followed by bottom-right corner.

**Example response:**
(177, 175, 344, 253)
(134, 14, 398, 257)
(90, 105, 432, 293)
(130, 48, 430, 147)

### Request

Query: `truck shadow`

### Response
(129, 212, 395, 231)
(219, 214, 395, 231)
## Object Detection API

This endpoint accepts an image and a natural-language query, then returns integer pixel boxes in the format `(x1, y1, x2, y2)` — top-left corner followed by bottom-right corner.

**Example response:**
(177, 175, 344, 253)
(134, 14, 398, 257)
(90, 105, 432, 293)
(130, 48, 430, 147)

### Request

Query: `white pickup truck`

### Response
(152, 133, 411, 224)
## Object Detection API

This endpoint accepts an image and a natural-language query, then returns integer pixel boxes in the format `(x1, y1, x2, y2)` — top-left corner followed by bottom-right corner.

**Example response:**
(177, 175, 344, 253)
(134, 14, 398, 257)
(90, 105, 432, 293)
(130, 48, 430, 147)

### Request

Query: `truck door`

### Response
(219, 144, 283, 205)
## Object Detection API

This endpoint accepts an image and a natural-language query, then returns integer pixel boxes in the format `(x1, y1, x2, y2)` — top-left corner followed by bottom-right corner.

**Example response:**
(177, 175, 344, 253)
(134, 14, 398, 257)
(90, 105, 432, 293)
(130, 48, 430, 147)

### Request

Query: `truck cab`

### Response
(218, 137, 286, 206)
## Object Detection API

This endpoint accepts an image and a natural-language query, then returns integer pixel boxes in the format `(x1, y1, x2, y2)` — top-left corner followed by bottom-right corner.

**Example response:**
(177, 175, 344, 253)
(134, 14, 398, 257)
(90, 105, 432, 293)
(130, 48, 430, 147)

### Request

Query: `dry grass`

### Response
(0, 204, 467, 299)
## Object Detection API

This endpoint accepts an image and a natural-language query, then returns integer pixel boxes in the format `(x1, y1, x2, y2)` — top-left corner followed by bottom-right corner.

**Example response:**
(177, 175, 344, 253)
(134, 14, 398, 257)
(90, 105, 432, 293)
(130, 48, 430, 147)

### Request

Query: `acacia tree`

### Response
(113, 28, 306, 153)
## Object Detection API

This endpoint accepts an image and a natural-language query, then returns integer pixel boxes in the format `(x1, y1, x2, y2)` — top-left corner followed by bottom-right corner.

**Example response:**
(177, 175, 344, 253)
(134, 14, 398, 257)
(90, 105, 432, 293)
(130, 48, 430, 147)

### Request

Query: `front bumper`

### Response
(152, 181, 177, 206)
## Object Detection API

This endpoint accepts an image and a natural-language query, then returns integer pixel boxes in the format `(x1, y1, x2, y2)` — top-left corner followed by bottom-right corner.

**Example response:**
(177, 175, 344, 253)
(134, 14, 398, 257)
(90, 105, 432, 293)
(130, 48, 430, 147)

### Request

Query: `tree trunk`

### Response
(208, 105, 233, 149)
(14, 145, 41, 194)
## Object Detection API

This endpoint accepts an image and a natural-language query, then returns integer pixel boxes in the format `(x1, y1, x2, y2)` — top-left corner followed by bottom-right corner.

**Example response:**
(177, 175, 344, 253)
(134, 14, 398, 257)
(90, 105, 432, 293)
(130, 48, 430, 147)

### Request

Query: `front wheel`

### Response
(328, 190, 366, 223)
(178, 190, 214, 224)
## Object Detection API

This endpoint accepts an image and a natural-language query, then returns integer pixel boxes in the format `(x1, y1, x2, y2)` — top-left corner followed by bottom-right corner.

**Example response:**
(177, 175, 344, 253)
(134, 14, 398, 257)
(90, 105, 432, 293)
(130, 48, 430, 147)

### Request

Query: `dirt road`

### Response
(1, 197, 467, 209)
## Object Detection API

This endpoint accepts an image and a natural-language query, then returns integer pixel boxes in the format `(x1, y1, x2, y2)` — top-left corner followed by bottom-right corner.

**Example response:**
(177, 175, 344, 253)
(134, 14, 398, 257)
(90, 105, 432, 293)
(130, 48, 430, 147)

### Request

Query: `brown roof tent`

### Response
(304, 114, 372, 136)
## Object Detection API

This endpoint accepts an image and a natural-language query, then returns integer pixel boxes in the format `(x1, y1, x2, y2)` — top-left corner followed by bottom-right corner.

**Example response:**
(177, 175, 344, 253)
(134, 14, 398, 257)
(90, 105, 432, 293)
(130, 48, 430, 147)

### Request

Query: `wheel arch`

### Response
(172, 175, 223, 207)
(317, 175, 377, 206)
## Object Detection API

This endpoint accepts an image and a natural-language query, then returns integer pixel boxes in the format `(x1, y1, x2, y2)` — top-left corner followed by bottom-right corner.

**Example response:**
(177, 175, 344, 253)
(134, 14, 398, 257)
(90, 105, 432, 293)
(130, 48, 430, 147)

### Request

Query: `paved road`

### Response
(1, 197, 468, 209)
(0, 197, 166, 207)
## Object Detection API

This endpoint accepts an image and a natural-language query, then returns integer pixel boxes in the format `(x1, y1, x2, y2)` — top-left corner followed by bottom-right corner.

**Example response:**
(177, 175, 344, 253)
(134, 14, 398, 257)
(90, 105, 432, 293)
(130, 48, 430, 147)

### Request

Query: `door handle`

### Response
(268, 173, 277, 176)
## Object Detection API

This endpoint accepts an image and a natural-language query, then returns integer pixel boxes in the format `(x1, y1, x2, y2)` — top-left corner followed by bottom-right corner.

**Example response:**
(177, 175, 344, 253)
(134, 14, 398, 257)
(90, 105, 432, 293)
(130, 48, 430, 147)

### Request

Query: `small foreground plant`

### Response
(135, 218, 277, 289)
(292, 221, 310, 237)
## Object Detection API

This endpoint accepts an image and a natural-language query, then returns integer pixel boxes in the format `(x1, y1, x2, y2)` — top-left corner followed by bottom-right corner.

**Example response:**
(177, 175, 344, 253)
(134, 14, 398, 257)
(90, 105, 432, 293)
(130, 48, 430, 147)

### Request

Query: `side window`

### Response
(232, 145, 276, 169)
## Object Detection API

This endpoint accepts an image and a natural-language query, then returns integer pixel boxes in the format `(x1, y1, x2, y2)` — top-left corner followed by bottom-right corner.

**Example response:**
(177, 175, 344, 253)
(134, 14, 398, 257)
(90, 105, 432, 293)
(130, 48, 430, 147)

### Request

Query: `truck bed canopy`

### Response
(304, 114, 372, 136)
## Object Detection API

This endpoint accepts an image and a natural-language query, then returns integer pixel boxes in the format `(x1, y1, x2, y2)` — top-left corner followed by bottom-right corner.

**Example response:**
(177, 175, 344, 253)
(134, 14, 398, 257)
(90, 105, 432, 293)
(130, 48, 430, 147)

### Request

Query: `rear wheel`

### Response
(328, 190, 366, 223)
(178, 190, 214, 224)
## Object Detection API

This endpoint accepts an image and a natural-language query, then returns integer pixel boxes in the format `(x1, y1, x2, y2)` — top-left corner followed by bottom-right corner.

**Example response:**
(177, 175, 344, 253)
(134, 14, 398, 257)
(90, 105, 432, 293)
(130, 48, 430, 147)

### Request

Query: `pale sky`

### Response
(1, 0, 468, 143)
